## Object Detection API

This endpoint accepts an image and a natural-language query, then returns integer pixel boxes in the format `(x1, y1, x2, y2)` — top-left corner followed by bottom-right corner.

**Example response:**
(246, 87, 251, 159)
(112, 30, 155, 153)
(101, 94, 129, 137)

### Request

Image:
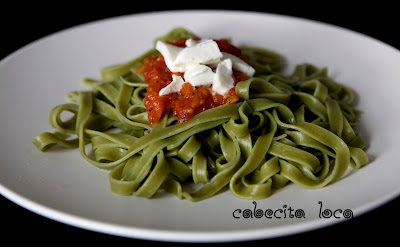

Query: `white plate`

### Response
(1, 10, 400, 242)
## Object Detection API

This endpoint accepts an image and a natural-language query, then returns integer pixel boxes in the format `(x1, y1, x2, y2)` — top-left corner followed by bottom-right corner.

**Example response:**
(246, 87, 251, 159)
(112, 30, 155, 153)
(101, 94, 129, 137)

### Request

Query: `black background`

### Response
(1, 3, 399, 245)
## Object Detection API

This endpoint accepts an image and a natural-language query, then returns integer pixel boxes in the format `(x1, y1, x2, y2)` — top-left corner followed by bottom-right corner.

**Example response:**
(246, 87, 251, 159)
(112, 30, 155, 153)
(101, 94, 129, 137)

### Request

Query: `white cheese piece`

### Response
(184, 65, 215, 86)
(155, 41, 184, 72)
(185, 38, 199, 47)
(159, 75, 185, 96)
(213, 59, 235, 95)
(174, 39, 223, 67)
(220, 52, 255, 77)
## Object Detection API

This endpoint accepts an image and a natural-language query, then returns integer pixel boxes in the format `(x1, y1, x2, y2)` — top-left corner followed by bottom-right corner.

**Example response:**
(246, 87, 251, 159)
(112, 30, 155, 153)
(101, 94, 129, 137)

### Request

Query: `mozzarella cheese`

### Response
(155, 41, 184, 72)
(185, 38, 199, 47)
(159, 75, 185, 96)
(221, 52, 255, 77)
(174, 39, 222, 67)
(184, 65, 215, 86)
(155, 39, 254, 96)
(213, 59, 235, 95)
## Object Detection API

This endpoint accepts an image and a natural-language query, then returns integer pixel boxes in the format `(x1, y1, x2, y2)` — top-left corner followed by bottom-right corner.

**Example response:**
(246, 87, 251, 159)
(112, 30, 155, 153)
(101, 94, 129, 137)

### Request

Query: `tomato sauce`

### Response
(137, 37, 249, 127)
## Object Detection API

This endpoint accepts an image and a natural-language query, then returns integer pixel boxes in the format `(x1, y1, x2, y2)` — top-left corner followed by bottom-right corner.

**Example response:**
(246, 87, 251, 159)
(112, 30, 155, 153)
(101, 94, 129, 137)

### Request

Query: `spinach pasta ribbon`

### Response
(32, 27, 368, 201)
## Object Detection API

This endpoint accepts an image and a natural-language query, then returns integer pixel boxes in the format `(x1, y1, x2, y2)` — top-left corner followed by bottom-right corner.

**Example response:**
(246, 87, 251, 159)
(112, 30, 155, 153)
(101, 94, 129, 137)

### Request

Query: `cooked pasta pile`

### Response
(33, 28, 368, 201)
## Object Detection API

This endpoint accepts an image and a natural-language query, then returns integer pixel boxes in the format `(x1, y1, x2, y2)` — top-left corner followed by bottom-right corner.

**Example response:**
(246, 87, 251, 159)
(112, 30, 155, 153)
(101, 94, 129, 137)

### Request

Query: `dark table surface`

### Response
(1, 3, 399, 245)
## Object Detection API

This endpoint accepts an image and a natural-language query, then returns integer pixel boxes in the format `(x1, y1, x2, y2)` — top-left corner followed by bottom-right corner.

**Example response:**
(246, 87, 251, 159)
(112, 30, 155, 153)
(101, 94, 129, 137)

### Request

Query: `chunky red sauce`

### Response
(137, 37, 249, 127)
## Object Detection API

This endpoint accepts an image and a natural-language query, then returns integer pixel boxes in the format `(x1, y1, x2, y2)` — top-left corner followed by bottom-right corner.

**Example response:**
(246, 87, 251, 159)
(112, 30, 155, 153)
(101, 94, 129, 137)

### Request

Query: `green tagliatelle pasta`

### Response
(33, 27, 368, 201)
